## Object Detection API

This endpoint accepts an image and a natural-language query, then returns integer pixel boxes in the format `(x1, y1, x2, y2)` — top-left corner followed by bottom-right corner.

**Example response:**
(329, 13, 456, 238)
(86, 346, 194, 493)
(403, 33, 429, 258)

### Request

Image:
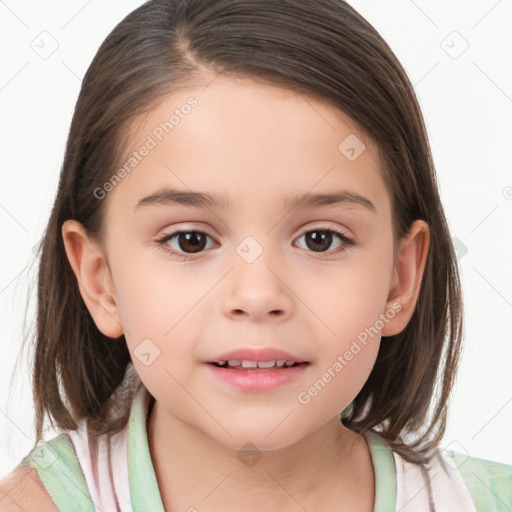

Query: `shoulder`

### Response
(11, 431, 97, 512)
(1, 431, 93, 512)
(0, 465, 58, 512)
(447, 451, 512, 511)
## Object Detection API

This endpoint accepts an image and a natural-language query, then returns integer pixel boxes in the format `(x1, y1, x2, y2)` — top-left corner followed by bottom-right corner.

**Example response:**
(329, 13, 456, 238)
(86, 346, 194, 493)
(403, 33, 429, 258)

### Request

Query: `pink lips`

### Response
(205, 363, 309, 392)
(204, 346, 310, 392)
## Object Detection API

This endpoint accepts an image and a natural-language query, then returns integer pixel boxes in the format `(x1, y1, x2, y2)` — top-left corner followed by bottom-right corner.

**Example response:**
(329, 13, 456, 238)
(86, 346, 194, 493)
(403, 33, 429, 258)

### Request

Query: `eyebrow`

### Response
(134, 187, 376, 213)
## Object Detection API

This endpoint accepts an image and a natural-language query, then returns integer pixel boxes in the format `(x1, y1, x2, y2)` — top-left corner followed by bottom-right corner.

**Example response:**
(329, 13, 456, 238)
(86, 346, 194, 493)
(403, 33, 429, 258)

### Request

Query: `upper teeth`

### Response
(216, 359, 297, 368)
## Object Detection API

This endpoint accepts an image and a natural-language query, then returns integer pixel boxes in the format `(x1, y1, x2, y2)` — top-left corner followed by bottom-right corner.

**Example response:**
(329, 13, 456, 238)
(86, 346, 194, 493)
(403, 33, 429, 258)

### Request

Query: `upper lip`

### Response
(205, 347, 308, 363)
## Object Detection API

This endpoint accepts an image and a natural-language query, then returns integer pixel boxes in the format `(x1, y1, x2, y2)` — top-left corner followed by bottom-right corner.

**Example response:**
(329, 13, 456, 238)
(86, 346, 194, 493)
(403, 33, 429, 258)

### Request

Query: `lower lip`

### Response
(205, 363, 309, 392)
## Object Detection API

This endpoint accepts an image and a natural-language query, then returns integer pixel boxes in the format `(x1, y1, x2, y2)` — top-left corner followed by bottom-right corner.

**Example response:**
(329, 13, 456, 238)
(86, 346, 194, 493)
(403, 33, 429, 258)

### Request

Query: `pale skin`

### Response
(13, 75, 429, 512)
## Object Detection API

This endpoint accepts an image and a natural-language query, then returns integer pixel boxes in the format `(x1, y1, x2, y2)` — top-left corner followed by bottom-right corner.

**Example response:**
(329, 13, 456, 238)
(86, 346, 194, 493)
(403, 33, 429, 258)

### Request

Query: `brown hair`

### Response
(21, 0, 462, 464)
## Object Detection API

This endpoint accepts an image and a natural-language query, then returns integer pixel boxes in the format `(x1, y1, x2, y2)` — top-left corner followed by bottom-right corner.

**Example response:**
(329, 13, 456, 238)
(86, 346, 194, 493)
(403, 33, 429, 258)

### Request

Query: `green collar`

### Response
(127, 387, 165, 511)
(365, 430, 397, 511)
(128, 387, 396, 511)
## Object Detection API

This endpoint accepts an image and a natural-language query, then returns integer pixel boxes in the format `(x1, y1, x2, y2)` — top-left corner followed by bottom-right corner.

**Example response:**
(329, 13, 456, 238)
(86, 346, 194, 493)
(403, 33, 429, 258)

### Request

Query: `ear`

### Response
(61, 219, 123, 338)
(381, 219, 430, 336)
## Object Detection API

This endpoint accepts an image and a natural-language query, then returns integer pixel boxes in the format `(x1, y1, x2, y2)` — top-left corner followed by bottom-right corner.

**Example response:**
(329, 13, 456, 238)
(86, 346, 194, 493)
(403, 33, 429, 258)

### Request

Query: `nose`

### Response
(222, 247, 294, 322)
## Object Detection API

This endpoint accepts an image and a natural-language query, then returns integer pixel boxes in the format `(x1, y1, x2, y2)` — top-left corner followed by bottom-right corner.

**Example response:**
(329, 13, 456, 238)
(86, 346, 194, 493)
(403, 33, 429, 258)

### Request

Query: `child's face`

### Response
(89, 76, 408, 449)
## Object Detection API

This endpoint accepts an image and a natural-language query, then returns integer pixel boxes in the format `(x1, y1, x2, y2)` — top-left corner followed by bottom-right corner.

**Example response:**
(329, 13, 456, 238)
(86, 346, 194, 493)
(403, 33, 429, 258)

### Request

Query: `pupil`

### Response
(179, 232, 206, 253)
(306, 231, 332, 252)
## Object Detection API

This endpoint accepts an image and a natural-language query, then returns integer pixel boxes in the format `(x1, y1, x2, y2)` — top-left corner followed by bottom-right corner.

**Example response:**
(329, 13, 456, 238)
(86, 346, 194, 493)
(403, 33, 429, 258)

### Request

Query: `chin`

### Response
(209, 423, 307, 453)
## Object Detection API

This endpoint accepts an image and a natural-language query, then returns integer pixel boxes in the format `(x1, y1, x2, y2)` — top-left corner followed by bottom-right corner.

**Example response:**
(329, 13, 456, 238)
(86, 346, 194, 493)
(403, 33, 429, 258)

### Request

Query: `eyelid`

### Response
(300, 221, 353, 238)
(154, 223, 215, 241)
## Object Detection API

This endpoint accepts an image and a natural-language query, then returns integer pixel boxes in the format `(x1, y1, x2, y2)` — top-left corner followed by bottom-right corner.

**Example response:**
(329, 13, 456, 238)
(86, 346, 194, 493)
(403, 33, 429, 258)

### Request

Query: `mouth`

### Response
(207, 360, 310, 371)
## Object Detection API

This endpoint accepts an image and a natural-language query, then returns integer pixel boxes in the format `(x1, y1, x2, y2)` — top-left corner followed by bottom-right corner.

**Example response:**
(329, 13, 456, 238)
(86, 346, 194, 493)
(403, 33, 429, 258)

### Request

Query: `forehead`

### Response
(105, 75, 389, 218)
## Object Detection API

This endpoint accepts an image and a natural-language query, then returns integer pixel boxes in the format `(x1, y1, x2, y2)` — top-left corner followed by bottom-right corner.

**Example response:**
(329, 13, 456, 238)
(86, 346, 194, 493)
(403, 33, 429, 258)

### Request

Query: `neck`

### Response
(147, 400, 375, 512)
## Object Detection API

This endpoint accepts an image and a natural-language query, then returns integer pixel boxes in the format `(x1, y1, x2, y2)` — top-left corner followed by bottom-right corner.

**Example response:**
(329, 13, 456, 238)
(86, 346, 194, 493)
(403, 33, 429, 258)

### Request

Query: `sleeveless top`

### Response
(16, 382, 512, 511)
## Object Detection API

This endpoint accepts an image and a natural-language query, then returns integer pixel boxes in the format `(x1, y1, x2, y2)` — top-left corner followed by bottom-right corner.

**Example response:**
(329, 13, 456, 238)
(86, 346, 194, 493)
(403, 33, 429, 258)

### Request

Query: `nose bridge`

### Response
(223, 231, 293, 319)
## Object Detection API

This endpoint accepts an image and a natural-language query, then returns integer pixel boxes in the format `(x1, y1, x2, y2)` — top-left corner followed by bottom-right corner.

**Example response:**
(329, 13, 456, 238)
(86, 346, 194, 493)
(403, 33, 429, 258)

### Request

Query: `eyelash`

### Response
(155, 226, 355, 260)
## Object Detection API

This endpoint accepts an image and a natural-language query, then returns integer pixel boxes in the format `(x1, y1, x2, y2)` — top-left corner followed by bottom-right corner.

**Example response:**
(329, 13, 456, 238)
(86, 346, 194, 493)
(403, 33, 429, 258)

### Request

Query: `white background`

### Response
(1, 0, 511, 478)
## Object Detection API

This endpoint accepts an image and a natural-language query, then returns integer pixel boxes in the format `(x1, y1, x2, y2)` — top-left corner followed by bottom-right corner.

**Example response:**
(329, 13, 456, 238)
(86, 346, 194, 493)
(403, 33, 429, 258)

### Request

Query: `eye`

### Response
(155, 226, 354, 260)
(294, 227, 354, 255)
(155, 230, 216, 258)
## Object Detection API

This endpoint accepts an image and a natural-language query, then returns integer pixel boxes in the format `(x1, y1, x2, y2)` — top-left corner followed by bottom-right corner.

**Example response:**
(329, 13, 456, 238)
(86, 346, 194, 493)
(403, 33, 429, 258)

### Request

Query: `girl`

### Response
(1, 0, 511, 511)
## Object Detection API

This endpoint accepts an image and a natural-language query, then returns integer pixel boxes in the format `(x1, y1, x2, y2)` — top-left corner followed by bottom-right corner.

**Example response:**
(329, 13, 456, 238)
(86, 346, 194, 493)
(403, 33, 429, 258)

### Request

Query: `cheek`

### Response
(112, 263, 205, 395)
(296, 284, 385, 417)
(308, 247, 393, 342)
(108, 244, 205, 356)
(110, 235, 194, 322)
(298, 244, 392, 404)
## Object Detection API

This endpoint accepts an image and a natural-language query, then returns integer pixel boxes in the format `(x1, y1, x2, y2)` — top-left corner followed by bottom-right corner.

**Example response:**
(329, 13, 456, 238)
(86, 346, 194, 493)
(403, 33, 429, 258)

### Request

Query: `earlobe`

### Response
(61, 220, 124, 338)
(381, 220, 430, 337)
